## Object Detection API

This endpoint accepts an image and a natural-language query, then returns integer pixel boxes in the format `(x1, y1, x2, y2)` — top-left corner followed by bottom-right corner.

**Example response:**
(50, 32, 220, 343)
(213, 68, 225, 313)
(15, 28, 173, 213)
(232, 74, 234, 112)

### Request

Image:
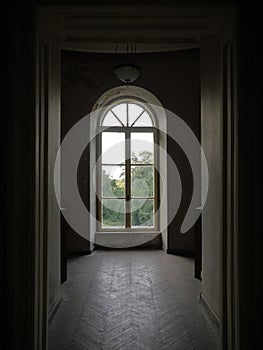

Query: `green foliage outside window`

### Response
(102, 151, 155, 228)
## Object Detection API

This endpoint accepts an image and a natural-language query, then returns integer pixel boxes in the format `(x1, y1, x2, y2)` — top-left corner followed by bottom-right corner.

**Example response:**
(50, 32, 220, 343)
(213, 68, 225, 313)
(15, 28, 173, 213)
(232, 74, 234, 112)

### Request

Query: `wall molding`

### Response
(48, 293, 62, 325)
(199, 292, 220, 339)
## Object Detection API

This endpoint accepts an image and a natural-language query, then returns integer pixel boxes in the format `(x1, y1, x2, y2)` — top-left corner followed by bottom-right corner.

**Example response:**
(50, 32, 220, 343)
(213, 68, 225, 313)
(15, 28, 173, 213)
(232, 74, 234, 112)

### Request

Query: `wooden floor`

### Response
(49, 250, 219, 350)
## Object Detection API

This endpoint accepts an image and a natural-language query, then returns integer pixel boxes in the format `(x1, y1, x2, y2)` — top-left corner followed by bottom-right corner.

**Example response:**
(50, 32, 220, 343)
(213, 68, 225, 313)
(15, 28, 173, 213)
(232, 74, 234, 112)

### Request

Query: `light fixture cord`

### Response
(131, 43, 134, 66)
(114, 43, 119, 65)
(127, 43, 129, 64)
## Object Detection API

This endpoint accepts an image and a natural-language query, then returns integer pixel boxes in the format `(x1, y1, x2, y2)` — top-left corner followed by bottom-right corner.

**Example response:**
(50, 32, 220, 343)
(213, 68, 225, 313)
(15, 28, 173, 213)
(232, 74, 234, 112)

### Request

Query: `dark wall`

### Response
(7, 3, 36, 349)
(61, 48, 200, 253)
(237, 5, 263, 349)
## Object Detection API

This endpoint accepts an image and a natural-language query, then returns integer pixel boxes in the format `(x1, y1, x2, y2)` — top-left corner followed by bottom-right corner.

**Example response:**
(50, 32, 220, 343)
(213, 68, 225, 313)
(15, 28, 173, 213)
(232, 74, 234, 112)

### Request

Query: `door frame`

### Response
(34, 4, 238, 349)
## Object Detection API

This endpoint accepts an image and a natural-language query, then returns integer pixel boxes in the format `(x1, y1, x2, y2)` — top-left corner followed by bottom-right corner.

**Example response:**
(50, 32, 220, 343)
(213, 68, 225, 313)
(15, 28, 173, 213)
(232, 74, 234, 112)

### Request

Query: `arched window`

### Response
(97, 100, 159, 231)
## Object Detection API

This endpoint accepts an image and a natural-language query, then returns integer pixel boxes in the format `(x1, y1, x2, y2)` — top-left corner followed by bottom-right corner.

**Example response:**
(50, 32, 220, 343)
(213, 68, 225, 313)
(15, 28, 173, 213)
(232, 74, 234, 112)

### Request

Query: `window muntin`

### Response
(102, 102, 154, 127)
(98, 101, 158, 231)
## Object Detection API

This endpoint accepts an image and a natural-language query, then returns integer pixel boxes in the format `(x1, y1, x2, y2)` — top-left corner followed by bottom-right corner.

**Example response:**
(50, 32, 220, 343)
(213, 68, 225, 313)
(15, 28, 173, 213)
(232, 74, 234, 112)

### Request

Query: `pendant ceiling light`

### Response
(114, 43, 141, 84)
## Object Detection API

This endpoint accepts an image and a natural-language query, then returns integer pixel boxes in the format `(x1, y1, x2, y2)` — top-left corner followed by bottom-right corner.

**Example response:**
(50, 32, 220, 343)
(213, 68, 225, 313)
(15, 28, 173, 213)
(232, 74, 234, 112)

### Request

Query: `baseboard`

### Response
(90, 244, 96, 253)
(66, 249, 93, 258)
(48, 293, 62, 325)
(166, 248, 194, 257)
(199, 292, 220, 339)
(94, 233, 162, 249)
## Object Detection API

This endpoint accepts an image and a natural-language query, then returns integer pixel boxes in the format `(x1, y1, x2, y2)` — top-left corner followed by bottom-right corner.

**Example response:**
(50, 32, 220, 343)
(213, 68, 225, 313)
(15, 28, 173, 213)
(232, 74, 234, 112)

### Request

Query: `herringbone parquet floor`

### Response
(49, 250, 219, 350)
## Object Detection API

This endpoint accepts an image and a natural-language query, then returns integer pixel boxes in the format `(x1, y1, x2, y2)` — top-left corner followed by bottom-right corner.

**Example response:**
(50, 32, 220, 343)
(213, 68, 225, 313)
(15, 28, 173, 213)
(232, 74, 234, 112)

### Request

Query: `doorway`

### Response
(35, 4, 238, 350)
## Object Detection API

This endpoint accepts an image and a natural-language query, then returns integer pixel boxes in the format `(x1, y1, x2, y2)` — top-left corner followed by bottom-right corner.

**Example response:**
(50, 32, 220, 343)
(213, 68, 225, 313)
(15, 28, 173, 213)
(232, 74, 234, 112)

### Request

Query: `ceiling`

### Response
(38, 4, 235, 53)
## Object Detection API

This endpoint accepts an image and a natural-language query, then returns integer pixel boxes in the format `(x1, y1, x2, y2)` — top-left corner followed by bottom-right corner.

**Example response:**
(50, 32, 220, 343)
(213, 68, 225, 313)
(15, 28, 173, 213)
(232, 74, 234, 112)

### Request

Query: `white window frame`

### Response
(96, 99, 159, 232)
(89, 86, 168, 250)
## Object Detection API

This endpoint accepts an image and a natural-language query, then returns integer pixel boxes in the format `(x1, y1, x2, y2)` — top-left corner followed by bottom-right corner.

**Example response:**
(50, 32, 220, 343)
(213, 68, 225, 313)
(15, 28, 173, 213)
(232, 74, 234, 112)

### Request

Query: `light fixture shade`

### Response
(114, 64, 141, 83)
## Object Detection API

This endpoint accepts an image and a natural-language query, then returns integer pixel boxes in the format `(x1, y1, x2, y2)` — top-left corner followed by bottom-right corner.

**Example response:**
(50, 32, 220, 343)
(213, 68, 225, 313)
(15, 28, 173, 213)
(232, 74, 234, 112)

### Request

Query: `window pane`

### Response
(102, 199, 125, 228)
(102, 132, 125, 164)
(111, 103, 127, 126)
(102, 165, 125, 197)
(131, 199, 154, 227)
(131, 132, 154, 164)
(128, 103, 144, 126)
(131, 166, 154, 197)
(102, 111, 123, 126)
(133, 111, 153, 126)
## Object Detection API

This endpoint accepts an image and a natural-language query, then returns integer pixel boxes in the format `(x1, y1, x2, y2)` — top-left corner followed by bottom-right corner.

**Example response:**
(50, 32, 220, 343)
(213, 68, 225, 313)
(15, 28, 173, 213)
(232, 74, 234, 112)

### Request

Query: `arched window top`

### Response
(101, 101, 154, 127)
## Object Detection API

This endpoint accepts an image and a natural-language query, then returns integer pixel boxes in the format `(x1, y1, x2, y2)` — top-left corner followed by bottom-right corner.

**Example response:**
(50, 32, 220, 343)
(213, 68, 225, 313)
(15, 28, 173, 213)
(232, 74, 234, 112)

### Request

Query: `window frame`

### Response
(96, 98, 160, 232)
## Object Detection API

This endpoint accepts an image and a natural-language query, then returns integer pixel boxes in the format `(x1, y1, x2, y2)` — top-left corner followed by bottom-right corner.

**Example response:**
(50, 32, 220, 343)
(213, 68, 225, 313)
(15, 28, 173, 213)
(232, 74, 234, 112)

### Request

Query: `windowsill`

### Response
(96, 231, 160, 235)
(94, 231, 162, 249)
